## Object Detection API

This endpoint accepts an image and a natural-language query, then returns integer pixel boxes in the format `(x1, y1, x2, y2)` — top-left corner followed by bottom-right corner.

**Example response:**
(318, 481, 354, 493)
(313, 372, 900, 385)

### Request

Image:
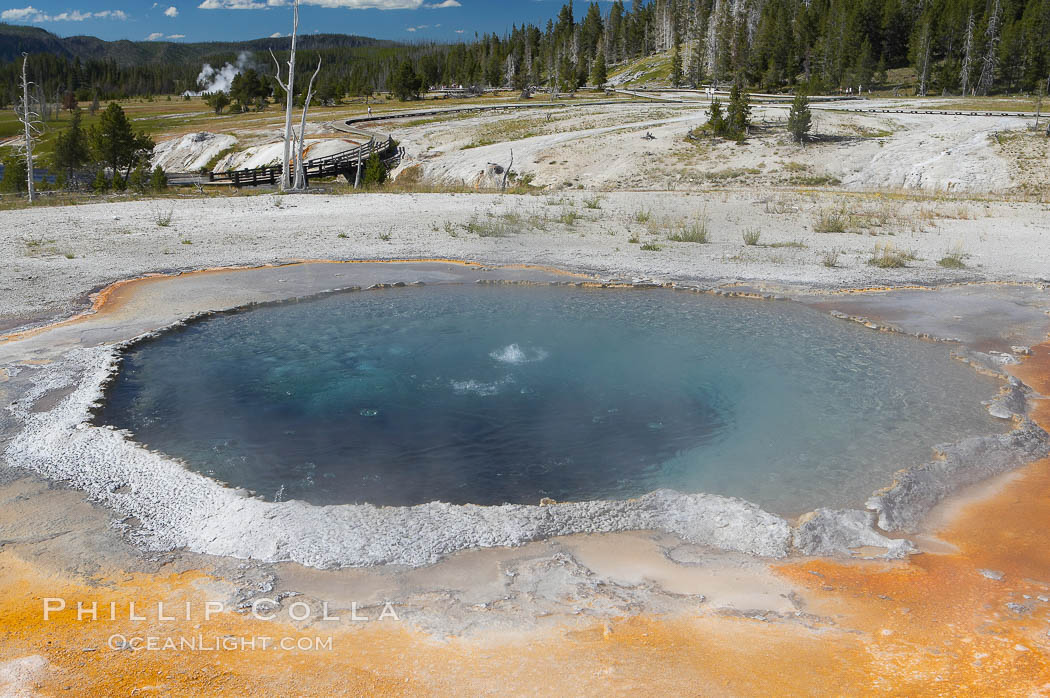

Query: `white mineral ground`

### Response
(1, 97, 1049, 634)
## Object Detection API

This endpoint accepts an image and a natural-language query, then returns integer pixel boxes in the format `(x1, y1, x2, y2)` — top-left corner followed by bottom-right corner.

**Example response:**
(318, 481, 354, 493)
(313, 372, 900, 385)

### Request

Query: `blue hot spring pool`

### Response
(96, 285, 1003, 514)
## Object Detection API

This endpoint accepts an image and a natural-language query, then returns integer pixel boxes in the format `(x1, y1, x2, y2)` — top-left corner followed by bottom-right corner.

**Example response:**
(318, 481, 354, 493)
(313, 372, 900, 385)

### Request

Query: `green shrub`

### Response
(128, 165, 149, 192)
(150, 166, 168, 191)
(362, 152, 388, 186)
(787, 92, 812, 144)
(92, 169, 110, 193)
(0, 155, 28, 193)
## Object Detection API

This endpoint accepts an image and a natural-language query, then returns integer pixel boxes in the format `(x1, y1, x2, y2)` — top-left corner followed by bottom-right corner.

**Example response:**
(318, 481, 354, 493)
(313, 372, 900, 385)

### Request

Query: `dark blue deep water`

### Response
(97, 285, 1002, 513)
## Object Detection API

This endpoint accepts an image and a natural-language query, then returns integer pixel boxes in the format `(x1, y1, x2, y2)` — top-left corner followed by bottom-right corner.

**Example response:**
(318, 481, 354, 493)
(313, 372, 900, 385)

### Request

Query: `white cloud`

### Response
(198, 0, 270, 8)
(303, 0, 428, 7)
(164, 6, 179, 17)
(269, 31, 283, 37)
(1, 6, 40, 20)
(200, 0, 459, 9)
(146, 32, 165, 40)
(1, 6, 128, 22)
(169, 33, 186, 38)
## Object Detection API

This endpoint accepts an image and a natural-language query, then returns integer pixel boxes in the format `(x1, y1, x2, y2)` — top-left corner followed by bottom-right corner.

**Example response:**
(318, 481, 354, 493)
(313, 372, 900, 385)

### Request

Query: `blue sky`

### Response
(0, 1, 574, 43)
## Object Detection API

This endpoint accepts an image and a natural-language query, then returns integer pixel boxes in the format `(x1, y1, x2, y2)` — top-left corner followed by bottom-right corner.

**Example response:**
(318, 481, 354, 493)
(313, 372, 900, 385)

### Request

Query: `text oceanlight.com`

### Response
(107, 635, 334, 652)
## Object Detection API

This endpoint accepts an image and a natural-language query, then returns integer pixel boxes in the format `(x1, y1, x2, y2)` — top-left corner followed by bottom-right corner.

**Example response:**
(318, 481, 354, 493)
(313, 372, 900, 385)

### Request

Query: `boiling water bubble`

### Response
(490, 344, 550, 365)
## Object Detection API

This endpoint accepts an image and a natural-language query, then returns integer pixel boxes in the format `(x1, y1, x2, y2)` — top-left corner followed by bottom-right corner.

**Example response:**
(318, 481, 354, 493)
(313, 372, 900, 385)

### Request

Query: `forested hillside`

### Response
(2, 0, 1048, 105)
(0, 24, 399, 105)
(461, 0, 1050, 95)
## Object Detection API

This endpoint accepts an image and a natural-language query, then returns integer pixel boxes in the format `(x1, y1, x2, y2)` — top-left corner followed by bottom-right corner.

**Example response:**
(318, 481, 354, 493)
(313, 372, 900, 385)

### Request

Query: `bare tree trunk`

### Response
(18, 54, 37, 203)
(977, 0, 1002, 96)
(960, 11, 974, 97)
(276, 0, 300, 191)
(293, 57, 322, 191)
(917, 22, 932, 97)
(500, 150, 514, 191)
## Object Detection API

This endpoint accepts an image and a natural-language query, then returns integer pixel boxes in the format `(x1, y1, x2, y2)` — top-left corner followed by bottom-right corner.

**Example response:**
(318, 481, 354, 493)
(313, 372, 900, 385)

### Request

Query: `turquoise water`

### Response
(97, 285, 1003, 514)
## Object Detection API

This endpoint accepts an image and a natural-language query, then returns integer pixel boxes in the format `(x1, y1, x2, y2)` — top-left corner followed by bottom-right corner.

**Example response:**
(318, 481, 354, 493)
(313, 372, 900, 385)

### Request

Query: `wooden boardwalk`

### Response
(167, 126, 400, 188)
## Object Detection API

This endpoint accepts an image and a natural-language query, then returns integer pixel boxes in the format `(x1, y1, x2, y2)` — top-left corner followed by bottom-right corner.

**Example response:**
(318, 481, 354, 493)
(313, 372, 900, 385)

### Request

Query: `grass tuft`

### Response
(558, 210, 582, 226)
(813, 209, 850, 233)
(464, 216, 509, 237)
(668, 220, 710, 244)
(155, 208, 174, 227)
(937, 244, 967, 269)
(867, 243, 914, 268)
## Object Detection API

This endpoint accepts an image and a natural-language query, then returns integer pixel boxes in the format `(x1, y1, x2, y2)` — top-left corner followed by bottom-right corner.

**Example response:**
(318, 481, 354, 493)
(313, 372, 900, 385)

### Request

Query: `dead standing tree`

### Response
(271, 0, 300, 191)
(977, 0, 1002, 97)
(500, 150, 513, 191)
(16, 53, 41, 202)
(293, 57, 322, 190)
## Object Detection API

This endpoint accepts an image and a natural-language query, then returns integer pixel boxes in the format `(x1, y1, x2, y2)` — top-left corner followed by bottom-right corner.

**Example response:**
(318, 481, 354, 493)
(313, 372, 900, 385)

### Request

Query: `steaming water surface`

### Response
(97, 285, 1003, 514)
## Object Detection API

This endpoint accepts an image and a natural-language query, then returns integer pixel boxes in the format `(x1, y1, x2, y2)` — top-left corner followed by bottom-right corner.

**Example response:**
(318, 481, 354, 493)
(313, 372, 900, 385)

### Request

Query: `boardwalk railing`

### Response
(205, 135, 397, 187)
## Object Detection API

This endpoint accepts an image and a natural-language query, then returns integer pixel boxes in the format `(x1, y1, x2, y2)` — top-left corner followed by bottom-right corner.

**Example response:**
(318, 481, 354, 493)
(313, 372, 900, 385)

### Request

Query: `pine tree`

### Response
(706, 97, 726, 136)
(670, 14, 683, 87)
(787, 91, 812, 144)
(590, 49, 608, 87)
(670, 42, 683, 86)
(90, 102, 154, 183)
(389, 60, 423, 101)
(362, 152, 387, 186)
(0, 154, 28, 193)
(52, 107, 89, 186)
(854, 40, 875, 90)
(128, 164, 149, 192)
(688, 33, 705, 87)
(205, 92, 231, 114)
(726, 80, 751, 137)
(150, 166, 168, 191)
(92, 168, 109, 193)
